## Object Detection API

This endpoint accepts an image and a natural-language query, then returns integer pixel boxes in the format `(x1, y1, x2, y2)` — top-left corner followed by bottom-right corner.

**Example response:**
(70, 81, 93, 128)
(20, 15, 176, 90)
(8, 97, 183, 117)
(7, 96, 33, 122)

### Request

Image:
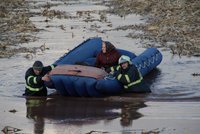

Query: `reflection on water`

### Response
(26, 98, 46, 134)
(120, 102, 146, 127)
(144, 68, 161, 86)
(25, 97, 146, 133)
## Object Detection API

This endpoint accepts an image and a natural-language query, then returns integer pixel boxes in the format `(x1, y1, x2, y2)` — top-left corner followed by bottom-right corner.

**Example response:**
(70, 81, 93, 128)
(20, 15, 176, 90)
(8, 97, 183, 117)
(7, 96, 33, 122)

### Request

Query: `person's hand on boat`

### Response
(110, 71, 114, 75)
(101, 67, 105, 70)
(42, 74, 50, 81)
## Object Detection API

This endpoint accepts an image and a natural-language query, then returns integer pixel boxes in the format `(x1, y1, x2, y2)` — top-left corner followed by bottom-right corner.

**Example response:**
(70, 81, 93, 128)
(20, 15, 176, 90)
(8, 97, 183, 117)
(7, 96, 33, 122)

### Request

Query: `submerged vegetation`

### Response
(0, 0, 74, 58)
(107, 0, 200, 57)
(0, 0, 199, 57)
(0, 0, 39, 58)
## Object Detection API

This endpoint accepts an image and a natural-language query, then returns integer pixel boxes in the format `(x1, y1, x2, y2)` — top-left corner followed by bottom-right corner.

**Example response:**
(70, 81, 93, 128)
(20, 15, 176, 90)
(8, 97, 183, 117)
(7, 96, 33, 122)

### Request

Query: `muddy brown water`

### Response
(0, 0, 200, 134)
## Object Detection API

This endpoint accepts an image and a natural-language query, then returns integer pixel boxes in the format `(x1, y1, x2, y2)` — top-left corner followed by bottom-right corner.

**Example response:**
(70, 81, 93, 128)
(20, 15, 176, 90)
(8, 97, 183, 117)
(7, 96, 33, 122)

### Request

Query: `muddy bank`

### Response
(2, 0, 199, 58)
(107, 0, 200, 57)
(0, 0, 83, 58)
(0, 0, 40, 58)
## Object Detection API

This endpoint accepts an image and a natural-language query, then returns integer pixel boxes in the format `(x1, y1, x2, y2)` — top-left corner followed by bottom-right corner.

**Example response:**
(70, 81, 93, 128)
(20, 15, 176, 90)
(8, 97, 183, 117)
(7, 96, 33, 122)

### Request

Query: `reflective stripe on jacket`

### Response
(26, 75, 43, 91)
(110, 65, 120, 73)
(27, 76, 37, 85)
(50, 64, 56, 70)
(115, 65, 143, 89)
(123, 72, 143, 89)
(25, 64, 56, 92)
(26, 85, 43, 91)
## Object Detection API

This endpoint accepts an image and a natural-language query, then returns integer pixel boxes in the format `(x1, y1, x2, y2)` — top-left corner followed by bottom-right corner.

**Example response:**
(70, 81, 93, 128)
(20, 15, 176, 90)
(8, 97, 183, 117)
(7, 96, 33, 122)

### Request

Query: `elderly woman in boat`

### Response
(95, 41, 121, 72)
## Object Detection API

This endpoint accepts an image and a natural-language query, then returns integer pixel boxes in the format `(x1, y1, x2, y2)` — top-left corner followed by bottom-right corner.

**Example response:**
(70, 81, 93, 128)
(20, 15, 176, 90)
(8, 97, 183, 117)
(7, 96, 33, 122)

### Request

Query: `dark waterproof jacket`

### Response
(24, 65, 56, 96)
(114, 64, 151, 93)
(95, 43, 121, 70)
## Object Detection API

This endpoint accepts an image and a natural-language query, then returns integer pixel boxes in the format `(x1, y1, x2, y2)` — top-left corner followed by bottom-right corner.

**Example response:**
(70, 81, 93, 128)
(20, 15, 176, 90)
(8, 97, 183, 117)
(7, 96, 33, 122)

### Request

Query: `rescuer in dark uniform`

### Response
(24, 61, 56, 96)
(111, 55, 151, 93)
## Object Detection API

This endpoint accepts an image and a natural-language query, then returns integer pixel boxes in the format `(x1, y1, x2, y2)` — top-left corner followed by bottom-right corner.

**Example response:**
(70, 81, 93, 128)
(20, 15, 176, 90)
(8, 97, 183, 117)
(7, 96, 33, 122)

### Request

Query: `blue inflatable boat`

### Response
(47, 38, 162, 97)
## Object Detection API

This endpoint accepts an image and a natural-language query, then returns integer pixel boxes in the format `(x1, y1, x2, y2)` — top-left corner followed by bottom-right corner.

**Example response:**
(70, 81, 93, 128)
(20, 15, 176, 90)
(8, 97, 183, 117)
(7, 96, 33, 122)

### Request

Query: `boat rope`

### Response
(104, 74, 116, 80)
(135, 52, 160, 71)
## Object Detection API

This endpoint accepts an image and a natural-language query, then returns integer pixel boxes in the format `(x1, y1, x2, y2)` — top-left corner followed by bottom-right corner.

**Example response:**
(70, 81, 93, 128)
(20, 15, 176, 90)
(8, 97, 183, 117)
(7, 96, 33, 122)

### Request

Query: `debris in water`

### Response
(86, 130, 109, 134)
(2, 126, 22, 134)
(9, 109, 17, 113)
(192, 73, 200, 76)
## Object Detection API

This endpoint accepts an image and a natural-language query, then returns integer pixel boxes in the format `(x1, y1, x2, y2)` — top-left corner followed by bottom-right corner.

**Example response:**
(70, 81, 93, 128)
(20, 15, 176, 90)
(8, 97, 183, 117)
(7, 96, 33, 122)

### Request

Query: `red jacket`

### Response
(95, 45, 121, 70)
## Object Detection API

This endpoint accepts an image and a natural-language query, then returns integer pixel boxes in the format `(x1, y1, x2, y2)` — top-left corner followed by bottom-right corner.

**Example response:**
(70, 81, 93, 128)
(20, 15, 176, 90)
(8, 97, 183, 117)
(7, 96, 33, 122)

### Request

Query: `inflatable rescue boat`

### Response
(46, 38, 162, 97)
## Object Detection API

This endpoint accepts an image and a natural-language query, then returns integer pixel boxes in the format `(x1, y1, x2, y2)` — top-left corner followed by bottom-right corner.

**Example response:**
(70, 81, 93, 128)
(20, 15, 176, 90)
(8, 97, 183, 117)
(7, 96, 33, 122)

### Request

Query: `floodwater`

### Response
(0, 0, 200, 134)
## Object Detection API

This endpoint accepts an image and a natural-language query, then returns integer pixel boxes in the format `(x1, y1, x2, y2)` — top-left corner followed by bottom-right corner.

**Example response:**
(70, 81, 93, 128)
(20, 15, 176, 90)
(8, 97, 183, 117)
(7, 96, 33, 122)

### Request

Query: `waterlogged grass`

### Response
(106, 0, 200, 57)
(1, 0, 199, 57)
(0, 0, 40, 58)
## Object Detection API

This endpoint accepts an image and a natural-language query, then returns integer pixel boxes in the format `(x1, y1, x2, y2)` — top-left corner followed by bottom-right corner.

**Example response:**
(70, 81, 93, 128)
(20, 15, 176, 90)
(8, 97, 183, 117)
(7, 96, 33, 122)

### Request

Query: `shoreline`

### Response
(107, 0, 200, 57)
(0, 0, 39, 58)
(0, 0, 200, 58)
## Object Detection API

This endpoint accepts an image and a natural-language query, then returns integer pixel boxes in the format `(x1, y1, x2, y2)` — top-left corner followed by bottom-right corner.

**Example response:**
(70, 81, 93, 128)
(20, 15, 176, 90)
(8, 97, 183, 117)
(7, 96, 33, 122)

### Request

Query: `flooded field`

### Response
(0, 0, 200, 134)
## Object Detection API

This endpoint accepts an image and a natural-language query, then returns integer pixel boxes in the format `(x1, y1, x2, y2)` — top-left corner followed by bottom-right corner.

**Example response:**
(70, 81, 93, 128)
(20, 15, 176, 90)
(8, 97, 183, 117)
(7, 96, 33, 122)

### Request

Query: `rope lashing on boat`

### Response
(104, 74, 115, 80)
(135, 52, 160, 71)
